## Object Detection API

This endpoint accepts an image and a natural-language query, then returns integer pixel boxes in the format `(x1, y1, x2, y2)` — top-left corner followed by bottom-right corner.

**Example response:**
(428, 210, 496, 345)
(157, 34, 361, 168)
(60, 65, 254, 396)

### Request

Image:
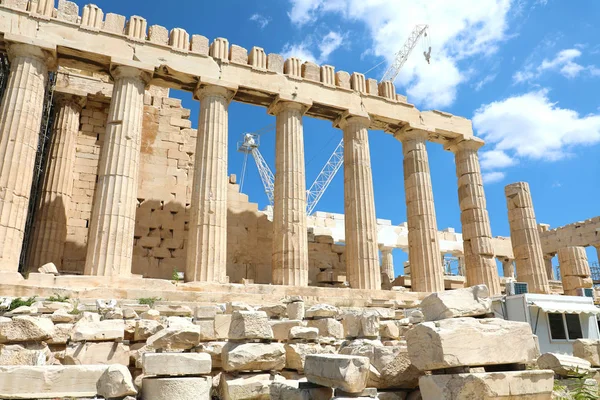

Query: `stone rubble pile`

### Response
(0, 287, 569, 399)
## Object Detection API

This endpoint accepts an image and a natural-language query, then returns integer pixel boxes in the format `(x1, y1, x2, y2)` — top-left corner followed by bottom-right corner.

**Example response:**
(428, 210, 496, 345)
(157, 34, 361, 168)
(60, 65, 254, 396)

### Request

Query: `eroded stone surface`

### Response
(222, 342, 286, 372)
(421, 284, 491, 321)
(305, 354, 370, 393)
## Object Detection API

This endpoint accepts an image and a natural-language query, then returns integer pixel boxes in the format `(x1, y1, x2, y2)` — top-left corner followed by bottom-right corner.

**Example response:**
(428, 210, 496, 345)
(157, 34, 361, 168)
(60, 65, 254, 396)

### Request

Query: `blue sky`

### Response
(79, 0, 599, 274)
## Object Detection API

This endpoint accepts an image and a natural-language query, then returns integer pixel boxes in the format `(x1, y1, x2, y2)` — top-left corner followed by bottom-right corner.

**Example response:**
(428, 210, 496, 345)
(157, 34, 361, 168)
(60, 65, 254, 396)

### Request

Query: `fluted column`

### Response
(0, 43, 54, 273)
(269, 101, 308, 286)
(543, 254, 555, 280)
(28, 93, 86, 272)
(447, 138, 501, 295)
(558, 246, 592, 295)
(500, 258, 515, 278)
(186, 85, 235, 283)
(338, 116, 380, 290)
(505, 182, 550, 294)
(380, 246, 395, 283)
(84, 64, 150, 276)
(398, 130, 444, 293)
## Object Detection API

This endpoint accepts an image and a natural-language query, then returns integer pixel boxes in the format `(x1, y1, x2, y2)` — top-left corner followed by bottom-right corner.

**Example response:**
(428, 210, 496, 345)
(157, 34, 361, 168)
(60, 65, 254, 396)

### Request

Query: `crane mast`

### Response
(238, 25, 431, 215)
(381, 24, 430, 83)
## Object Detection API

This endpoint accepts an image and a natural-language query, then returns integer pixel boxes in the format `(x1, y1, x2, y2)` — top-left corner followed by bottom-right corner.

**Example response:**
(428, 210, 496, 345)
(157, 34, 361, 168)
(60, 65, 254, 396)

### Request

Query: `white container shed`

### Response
(492, 293, 600, 355)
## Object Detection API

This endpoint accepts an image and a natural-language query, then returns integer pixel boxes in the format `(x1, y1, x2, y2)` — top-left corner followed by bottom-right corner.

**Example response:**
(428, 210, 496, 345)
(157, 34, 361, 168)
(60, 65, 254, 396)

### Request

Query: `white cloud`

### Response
(482, 171, 506, 184)
(513, 48, 598, 83)
(474, 73, 498, 91)
(287, 0, 513, 108)
(480, 150, 515, 170)
(473, 90, 600, 165)
(282, 31, 346, 64)
(250, 13, 271, 29)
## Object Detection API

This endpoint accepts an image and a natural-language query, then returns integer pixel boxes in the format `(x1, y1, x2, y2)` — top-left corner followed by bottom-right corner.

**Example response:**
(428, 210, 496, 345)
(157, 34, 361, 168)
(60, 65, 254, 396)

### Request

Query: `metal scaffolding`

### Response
(18, 71, 57, 273)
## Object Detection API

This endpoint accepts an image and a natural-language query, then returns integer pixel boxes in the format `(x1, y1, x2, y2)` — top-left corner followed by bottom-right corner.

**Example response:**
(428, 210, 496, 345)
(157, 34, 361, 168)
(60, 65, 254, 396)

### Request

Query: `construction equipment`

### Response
(238, 25, 431, 214)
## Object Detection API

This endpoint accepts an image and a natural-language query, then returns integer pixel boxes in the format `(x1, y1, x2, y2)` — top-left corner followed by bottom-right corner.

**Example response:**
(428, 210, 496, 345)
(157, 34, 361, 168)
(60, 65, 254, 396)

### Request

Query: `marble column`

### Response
(558, 246, 592, 295)
(505, 182, 550, 294)
(339, 116, 380, 290)
(500, 258, 515, 279)
(457, 256, 466, 276)
(380, 246, 395, 283)
(0, 42, 53, 273)
(84, 64, 150, 276)
(28, 92, 86, 272)
(270, 101, 308, 286)
(448, 138, 501, 295)
(186, 85, 234, 283)
(543, 254, 555, 280)
(399, 130, 444, 293)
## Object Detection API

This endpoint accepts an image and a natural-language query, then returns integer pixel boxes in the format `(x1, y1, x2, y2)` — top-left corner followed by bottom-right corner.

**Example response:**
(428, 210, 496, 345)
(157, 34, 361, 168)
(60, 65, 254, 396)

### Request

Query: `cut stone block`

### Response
(537, 352, 591, 376)
(419, 370, 554, 400)
(155, 304, 192, 317)
(257, 304, 287, 319)
(573, 339, 600, 367)
(270, 381, 333, 400)
(229, 311, 273, 340)
(38, 262, 58, 274)
(48, 323, 73, 345)
(191, 35, 209, 55)
(290, 326, 318, 340)
(142, 376, 212, 400)
(143, 352, 212, 376)
(0, 343, 49, 366)
(147, 326, 202, 351)
(97, 364, 137, 399)
(215, 314, 232, 339)
(134, 319, 164, 341)
(271, 320, 304, 341)
(268, 53, 284, 73)
(0, 316, 54, 343)
(406, 318, 538, 370)
(340, 339, 421, 389)
(307, 318, 344, 339)
(285, 342, 337, 372)
(71, 319, 125, 341)
(420, 284, 492, 321)
(196, 341, 225, 369)
(0, 365, 108, 399)
(287, 301, 305, 320)
(64, 341, 129, 366)
(305, 354, 370, 393)
(222, 342, 286, 372)
(220, 373, 285, 400)
(306, 304, 339, 318)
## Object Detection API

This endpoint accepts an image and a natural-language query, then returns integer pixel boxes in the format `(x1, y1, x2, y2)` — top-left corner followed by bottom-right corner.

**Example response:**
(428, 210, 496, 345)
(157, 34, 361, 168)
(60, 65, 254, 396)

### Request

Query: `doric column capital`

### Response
(333, 111, 371, 130)
(193, 77, 237, 102)
(110, 59, 153, 84)
(394, 127, 429, 143)
(5, 33, 57, 68)
(379, 245, 394, 254)
(267, 95, 312, 116)
(444, 137, 485, 153)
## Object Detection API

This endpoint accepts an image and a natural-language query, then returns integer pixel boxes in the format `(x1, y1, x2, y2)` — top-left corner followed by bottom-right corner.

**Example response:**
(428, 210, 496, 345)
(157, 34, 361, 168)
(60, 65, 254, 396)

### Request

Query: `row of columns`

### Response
(0, 40, 502, 295)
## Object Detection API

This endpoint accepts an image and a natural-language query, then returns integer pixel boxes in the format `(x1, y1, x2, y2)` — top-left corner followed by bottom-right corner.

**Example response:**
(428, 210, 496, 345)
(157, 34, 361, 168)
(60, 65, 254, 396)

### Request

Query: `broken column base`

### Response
(142, 376, 212, 400)
(419, 370, 554, 400)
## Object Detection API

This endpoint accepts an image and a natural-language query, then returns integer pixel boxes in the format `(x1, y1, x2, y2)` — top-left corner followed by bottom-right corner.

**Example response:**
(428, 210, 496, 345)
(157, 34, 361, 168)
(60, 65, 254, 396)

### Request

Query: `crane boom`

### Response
(381, 24, 429, 83)
(251, 147, 275, 207)
(306, 138, 344, 215)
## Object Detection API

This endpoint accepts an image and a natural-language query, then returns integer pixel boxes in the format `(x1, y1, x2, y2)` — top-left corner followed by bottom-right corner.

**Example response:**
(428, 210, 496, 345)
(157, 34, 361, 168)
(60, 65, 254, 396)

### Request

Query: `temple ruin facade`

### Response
(2, 1, 600, 399)
(0, 0, 597, 299)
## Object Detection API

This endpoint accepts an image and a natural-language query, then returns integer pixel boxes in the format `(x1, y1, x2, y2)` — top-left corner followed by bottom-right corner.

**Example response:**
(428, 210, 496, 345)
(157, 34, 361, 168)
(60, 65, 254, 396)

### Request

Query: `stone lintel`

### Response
(267, 94, 312, 116)
(394, 126, 430, 143)
(443, 136, 486, 153)
(53, 89, 88, 108)
(193, 77, 237, 101)
(4, 33, 57, 68)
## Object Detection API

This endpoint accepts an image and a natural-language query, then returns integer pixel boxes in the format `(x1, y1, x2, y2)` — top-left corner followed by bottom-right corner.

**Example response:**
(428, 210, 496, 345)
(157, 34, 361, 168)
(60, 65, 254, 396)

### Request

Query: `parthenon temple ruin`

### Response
(0, 1, 599, 399)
